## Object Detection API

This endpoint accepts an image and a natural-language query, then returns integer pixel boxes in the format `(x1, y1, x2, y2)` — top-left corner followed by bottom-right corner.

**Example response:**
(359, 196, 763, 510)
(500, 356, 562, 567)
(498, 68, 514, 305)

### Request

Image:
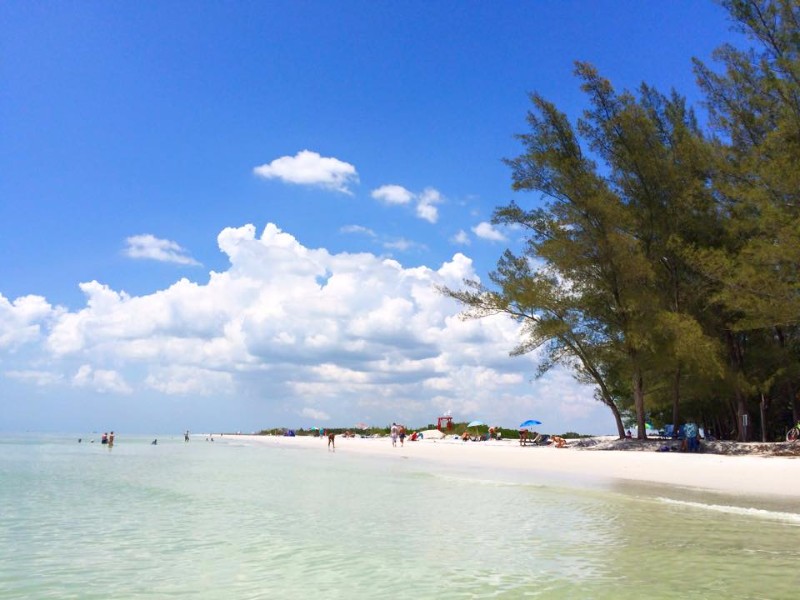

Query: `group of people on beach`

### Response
(101, 431, 115, 446)
(658, 418, 701, 452)
(390, 422, 406, 447)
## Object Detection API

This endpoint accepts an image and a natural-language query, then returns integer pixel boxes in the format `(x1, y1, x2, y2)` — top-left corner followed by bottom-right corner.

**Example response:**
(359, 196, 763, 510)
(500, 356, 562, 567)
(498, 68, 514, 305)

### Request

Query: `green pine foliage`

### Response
(444, 0, 800, 442)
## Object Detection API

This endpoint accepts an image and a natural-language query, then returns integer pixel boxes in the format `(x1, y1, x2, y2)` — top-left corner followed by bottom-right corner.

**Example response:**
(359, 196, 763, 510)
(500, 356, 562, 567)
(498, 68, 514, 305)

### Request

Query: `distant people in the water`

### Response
(78, 438, 82, 443)
(184, 430, 190, 442)
(101, 432, 108, 445)
(108, 431, 115, 447)
(151, 439, 158, 445)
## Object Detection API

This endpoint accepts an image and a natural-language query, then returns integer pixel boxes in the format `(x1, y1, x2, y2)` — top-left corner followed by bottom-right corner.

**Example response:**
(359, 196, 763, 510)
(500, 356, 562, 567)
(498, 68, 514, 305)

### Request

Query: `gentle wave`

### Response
(657, 497, 800, 524)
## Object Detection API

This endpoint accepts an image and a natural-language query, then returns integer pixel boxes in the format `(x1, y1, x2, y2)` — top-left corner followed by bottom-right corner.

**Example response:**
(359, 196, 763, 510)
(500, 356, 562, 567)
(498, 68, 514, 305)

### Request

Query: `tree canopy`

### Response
(443, 0, 800, 441)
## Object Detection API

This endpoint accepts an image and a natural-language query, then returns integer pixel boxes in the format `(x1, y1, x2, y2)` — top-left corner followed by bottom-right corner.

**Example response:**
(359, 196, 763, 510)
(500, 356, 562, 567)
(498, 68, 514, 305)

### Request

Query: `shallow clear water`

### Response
(1, 434, 798, 599)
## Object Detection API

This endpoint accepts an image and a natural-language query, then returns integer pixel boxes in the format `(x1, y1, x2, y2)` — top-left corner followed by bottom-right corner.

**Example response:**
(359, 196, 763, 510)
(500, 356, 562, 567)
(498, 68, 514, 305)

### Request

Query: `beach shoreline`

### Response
(227, 433, 800, 500)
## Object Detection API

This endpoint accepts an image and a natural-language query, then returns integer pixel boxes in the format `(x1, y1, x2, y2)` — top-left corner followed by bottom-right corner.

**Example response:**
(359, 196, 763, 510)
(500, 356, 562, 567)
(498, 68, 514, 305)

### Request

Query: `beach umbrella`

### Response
(466, 420, 486, 439)
(519, 419, 542, 429)
(355, 422, 368, 430)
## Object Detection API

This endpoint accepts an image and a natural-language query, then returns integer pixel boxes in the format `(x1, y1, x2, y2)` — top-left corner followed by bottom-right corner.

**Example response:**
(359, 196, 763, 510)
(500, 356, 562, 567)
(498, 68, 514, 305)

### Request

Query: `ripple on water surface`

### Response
(1, 434, 798, 599)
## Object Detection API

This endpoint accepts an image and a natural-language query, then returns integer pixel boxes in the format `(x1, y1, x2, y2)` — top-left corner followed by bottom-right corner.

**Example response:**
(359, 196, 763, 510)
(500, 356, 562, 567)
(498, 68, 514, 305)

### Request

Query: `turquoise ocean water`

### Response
(1, 434, 798, 599)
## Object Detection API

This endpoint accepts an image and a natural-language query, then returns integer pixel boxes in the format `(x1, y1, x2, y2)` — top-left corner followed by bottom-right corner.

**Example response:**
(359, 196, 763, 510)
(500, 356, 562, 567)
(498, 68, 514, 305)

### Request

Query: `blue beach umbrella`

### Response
(519, 419, 542, 429)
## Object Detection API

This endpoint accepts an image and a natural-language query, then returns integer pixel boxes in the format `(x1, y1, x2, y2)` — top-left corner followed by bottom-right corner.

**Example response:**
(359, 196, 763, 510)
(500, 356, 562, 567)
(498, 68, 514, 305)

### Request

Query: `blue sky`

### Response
(1, 1, 740, 434)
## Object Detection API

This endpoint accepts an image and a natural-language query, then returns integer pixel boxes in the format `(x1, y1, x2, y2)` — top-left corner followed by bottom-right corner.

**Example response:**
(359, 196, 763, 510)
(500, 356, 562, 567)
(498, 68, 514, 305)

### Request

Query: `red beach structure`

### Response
(437, 415, 453, 432)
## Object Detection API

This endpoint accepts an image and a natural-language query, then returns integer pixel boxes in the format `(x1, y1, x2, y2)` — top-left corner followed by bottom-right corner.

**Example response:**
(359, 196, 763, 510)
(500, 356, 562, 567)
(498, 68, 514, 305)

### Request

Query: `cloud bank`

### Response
(0, 223, 602, 429)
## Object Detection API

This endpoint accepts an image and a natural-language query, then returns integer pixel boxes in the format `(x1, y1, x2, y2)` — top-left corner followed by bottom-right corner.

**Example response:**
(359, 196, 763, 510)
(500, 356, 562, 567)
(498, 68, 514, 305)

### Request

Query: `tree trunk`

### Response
(606, 398, 626, 439)
(671, 365, 681, 433)
(775, 327, 798, 425)
(574, 350, 627, 439)
(760, 393, 769, 443)
(736, 391, 749, 442)
(727, 398, 738, 441)
(726, 330, 748, 442)
(633, 367, 647, 439)
(788, 381, 799, 425)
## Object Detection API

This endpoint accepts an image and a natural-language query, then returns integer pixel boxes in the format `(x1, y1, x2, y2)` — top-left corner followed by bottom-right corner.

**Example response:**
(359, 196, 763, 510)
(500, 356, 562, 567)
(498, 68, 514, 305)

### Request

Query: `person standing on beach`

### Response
(108, 431, 115, 447)
(685, 418, 700, 452)
(399, 425, 406, 447)
(390, 423, 398, 447)
(327, 432, 336, 451)
(184, 430, 190, 442)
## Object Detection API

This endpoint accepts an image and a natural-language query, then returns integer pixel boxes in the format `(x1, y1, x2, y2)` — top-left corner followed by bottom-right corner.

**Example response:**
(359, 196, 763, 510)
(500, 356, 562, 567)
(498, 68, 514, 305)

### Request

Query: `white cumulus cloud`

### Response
(1, 222, 612, 433)
(371, 184, 414, 205)
(254, 150, 358, 194)
(124, 234, 200, 265)
(73, 364, 132, 395)
(370, 185, 443, 223)
(301, 407, 331, 421)
(145, 365, 233, 396)
(472, 221, 507, 242)
(451, 230, 470, 245)
(0, 293, 60, 350)
(416, 188, 442, 223)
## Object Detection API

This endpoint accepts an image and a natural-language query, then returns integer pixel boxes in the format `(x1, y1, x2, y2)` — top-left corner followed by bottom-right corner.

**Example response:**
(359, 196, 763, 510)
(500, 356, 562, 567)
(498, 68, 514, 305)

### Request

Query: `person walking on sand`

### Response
(399, 425, 406, 447)
(327, 431, 336, 451)
(390, 423, 398, 447)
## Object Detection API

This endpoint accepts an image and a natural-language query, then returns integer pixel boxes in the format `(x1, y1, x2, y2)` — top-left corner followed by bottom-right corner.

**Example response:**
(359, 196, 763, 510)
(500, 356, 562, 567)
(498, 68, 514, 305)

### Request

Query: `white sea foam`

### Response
(657, 497, 800, 524)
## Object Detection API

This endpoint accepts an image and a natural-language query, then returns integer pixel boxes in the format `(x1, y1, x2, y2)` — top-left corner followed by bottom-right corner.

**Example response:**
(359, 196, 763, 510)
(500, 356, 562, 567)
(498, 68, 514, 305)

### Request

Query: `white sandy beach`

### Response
(230, 433, 800, 499)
